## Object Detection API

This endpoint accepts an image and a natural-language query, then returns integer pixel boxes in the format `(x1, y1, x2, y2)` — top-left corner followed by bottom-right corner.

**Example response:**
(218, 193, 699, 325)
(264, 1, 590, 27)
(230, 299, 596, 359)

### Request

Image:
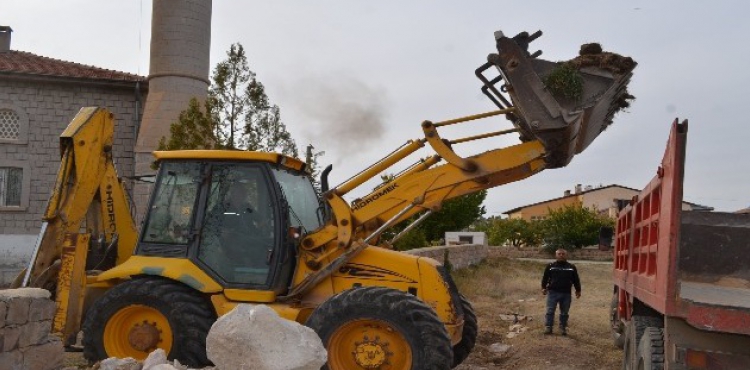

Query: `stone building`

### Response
(0, 26, 148, 281)
(503, 184, 713, 221)
(0, 1, 212, 285)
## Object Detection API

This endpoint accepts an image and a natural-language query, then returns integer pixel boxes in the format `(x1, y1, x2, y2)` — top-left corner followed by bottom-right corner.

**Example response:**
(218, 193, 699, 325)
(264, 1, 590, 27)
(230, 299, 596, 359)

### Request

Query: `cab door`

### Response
(196, 163, 280, 288)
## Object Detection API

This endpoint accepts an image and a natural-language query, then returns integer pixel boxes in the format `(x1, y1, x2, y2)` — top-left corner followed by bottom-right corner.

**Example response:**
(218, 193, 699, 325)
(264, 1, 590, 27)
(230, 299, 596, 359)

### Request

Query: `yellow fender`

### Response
(95, 256, 223, 293)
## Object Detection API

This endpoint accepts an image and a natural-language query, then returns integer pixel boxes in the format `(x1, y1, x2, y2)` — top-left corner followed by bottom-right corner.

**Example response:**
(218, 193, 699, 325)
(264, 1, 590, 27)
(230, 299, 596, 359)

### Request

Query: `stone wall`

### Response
(488, 246, 614, 261)
(404, 244, 613, 268)
(405, 244, 489, 269)
(0, 288, 63, 370)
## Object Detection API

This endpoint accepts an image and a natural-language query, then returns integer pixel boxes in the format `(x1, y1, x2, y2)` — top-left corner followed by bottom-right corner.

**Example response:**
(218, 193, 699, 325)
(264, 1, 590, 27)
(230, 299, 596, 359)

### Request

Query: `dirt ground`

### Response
(452, 257, 621, 370)
(63, 256, 621, 369)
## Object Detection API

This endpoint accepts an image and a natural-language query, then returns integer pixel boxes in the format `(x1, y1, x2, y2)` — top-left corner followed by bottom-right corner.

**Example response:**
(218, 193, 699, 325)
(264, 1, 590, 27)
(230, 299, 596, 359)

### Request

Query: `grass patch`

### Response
(453, 257, 544, 301)
(542, 63, 583, 101)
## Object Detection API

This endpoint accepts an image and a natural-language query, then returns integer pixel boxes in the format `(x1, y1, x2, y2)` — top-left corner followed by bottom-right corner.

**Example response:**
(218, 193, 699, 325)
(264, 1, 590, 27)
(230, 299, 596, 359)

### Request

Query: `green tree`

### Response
(541, 205, 614, 252)
(211, 43, 298, 155)
(419, 191, 487, 242)
(383, 189, 487, 250)
(392, 228, 430, 251)
(157, 98, 218, 151)
(484, 218, 542, 248)
(158, 43, 299, 157)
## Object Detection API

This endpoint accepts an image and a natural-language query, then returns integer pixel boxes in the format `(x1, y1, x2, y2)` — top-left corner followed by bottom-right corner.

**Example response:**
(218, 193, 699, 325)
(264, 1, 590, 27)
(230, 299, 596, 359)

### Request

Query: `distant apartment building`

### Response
(503, 184, 713, 221)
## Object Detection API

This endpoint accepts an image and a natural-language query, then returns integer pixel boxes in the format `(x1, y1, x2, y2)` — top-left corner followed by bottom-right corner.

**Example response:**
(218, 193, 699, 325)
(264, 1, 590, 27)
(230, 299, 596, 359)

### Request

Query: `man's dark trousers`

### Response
(545, 290, 572, 328)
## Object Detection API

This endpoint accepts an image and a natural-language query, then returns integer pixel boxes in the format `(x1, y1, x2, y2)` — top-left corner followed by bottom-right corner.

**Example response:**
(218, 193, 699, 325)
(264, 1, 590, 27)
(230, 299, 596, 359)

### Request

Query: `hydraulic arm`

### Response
(16, 107, 138, 343)
(287, 29, 636, 300)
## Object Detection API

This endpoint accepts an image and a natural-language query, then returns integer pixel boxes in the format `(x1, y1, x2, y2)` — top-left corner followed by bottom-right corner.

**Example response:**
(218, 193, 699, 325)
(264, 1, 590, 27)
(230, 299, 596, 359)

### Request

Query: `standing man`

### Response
(541, 249, 581, 335)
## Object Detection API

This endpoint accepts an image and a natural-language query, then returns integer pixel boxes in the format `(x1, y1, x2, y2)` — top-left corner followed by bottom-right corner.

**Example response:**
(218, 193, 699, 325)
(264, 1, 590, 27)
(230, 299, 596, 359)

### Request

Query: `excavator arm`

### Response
(14, 107, 138, 344)
(286, 29, 635, 299)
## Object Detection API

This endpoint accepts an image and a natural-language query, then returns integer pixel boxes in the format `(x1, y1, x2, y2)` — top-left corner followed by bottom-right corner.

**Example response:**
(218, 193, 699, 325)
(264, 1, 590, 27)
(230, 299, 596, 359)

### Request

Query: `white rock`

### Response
(149, 365, 179, 370)
(98, 357, 143, 370)
(170, 359, 188, 370)
(488, 343, 512, 354)
(143, 349, 168, 370)
(506, 332, 518, 339)
(206, 304, 327, 370)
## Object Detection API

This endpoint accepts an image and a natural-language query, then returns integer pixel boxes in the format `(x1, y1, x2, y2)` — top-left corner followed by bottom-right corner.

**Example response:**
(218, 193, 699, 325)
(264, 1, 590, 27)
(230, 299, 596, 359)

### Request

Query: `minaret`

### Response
(134, 0, 212, 221)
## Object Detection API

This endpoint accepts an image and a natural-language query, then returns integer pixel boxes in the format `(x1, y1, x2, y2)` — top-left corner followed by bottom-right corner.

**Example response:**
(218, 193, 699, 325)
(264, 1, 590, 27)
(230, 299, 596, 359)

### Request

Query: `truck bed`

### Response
(613, 120, 750, 336)
(680, 282, 750, 309)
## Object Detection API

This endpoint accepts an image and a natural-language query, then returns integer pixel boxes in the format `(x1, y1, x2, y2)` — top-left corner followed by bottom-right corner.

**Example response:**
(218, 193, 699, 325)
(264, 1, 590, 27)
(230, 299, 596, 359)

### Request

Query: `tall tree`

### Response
(211, 43, 298, 156)
(158, 43, 299, 157)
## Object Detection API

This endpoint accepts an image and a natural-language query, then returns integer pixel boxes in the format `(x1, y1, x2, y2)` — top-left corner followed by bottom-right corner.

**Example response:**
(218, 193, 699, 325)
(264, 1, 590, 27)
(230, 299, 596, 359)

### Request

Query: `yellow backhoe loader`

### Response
(16, 30, 635, 369)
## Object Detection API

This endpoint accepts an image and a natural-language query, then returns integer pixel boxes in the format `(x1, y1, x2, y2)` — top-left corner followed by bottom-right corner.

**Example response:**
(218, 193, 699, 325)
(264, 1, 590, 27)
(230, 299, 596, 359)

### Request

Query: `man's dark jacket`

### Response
(541, 260, 581, 294)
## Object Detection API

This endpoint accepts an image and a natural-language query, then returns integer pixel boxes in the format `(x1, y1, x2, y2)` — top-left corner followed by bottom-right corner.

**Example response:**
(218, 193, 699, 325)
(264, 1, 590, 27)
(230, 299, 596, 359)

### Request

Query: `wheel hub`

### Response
(128, 321, 161, 352)
(352, 335, 391, 368)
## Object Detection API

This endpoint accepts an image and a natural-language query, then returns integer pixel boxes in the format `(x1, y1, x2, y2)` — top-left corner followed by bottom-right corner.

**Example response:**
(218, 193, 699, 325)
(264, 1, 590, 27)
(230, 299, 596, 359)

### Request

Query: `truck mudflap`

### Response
(477, 30, 636, 168)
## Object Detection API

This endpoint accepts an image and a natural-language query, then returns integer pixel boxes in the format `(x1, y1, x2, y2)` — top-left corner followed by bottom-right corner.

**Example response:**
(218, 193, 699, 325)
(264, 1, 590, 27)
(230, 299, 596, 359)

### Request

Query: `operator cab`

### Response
(137, 151, 323, 294)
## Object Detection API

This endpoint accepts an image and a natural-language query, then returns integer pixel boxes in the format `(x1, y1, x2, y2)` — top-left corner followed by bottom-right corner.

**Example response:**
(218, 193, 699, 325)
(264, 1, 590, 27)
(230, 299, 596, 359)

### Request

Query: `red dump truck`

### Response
(611, 119, 750, 369)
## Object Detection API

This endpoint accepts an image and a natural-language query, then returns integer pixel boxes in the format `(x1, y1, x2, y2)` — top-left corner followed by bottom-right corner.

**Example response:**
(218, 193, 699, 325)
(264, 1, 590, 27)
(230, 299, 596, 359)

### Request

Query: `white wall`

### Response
(0, 234, 36, 285)
(445, 232, 487, 246)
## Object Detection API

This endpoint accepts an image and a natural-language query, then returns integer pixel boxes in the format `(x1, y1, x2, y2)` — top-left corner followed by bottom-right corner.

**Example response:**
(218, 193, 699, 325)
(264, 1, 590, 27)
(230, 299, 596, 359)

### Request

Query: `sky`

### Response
(4, 1, 750, 215)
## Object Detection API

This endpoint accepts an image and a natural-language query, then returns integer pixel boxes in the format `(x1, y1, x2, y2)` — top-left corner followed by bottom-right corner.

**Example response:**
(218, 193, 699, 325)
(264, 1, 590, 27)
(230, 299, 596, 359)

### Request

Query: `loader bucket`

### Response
(477, 30, 636, 168)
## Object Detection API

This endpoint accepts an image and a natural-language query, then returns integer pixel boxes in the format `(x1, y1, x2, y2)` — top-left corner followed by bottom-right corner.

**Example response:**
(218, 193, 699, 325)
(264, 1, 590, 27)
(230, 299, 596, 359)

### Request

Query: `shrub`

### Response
(393, 228, 430, 251)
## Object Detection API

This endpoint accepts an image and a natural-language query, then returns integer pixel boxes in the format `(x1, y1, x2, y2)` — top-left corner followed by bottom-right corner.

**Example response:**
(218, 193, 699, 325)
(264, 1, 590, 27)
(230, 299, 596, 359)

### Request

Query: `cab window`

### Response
(141, 162, 201, 245)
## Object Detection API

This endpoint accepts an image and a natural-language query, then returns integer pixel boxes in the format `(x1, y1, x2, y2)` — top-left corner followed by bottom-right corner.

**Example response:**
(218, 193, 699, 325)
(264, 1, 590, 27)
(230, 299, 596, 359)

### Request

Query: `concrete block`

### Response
(0, 288, 50, 326)
(2, 325, 20, 351)
(28, 299, 55, 322)
(0, 349, 22, 370)
(19, 320, 51, 347)
(20, 337, 63, 370)
(3, 297, 29, 326)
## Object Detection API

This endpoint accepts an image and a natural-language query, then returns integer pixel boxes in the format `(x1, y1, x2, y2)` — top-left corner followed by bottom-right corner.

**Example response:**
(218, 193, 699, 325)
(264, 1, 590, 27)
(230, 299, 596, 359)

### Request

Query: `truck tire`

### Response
(611, 292, 625, 349)
(82, 277, 216, 368)
(306, 286, 453, 370)
(452, 294, 478, 368)
(622, 315, 663, 370)
(637, 327, 665, 370)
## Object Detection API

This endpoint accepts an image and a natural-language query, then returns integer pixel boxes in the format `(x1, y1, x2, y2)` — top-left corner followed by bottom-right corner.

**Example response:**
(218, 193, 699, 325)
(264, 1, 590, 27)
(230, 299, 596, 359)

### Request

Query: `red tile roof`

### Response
(0, 50, 144, 82)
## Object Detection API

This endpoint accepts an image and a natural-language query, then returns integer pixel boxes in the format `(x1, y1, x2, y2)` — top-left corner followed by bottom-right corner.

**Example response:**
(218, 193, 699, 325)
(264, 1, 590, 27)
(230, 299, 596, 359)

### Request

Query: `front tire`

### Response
(82, 277, 216, 368)
(306, 286, 453, 370)
(452, 294, 477, 368)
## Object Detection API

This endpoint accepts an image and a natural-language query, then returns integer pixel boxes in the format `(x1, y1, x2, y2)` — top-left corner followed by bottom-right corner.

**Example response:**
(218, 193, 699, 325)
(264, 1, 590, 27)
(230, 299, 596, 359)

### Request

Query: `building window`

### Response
(0, 160, 29, 211)
(0, 104, 28, 144)
(0, 109, 20, 140)
(0, 166, 23, 207)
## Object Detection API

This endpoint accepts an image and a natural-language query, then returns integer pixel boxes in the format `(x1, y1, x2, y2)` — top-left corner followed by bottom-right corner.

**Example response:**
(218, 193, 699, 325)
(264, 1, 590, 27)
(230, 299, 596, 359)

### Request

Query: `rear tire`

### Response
(637, 327, 664, 370)
(622, 315, 663, 370)
(82, 277, 216, 368)
(306, 286, 453, 370)
(452, 294, 477, 368)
